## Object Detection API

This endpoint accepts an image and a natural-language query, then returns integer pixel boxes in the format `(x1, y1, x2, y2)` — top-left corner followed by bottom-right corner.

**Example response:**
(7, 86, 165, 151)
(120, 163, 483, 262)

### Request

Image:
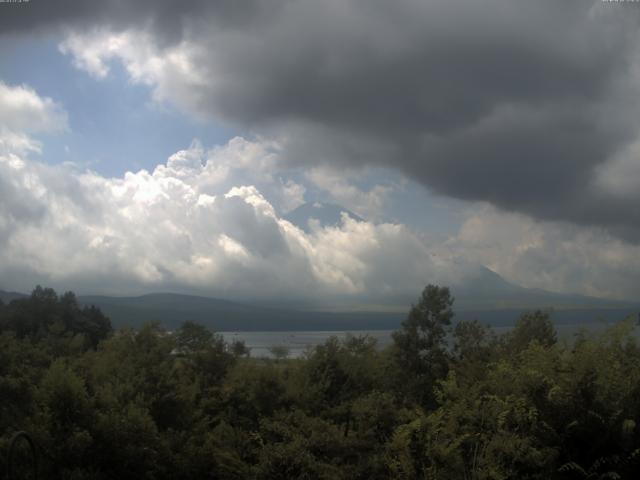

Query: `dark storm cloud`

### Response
(0, 0, 271, 42)
(5, 0, 640, 239)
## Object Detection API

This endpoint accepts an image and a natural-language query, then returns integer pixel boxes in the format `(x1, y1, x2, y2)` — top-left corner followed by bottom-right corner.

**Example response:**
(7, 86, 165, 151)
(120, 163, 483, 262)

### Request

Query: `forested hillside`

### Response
(1, 286, 640, 479)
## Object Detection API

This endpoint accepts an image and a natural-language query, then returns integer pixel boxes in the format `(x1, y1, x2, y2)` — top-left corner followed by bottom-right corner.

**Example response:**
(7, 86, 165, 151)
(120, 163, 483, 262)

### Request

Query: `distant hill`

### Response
(0, 290, 27, 303)
(452, 266, 635, 311)
(77, 293, 403, 331)
(75, 292, 639, 331)
(284, 202, 364, 233)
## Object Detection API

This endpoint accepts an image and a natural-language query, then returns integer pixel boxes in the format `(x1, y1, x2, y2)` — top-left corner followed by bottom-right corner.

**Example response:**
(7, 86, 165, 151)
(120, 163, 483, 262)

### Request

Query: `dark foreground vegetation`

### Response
(1, 286, 640, 479)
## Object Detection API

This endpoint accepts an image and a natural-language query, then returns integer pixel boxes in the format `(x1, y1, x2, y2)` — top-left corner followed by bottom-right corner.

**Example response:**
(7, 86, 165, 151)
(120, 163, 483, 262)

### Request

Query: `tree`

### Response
(269, 345, 291, 361)
(0, 287, 111, 350)
(506, 310, 556, 353)
(81, 305, 112, 347)
(391, 285, 454, 407)
(175, 320, 215, 353)
(174, 321, 235, 390)
(231, 339, 251, 358)
(452, 319, 496, 385)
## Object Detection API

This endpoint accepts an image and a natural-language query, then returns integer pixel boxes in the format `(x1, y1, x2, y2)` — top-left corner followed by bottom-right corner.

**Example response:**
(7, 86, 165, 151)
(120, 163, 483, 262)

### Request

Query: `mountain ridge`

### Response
(451, 265, 633, 310)
(2, 270, 638, 331)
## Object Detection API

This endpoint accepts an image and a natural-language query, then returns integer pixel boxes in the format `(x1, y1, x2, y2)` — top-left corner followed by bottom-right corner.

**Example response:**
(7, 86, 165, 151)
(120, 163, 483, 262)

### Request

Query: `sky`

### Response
(1, 0, 640, 304)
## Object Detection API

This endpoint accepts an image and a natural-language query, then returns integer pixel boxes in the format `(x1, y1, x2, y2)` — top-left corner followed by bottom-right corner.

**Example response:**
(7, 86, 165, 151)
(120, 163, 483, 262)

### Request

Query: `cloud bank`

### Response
(0, 140, 459, 302)
(10, 0, 638, 241)
(0, 82, 453, 301)
(4, 130, 640, 301)
(4, 2, 640, 301)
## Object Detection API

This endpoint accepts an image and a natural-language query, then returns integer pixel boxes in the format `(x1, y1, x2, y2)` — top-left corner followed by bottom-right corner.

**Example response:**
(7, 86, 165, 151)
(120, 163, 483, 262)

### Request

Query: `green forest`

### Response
(2, 285, 640, 479)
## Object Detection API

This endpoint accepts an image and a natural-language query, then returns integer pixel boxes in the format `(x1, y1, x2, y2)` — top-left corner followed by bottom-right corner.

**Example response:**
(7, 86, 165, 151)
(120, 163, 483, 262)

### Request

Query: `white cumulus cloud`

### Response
(0, 82, 68, 157)
(59, 28, 209, 117)
(3, 81, 640, 302)
(0, 133, 451, 301)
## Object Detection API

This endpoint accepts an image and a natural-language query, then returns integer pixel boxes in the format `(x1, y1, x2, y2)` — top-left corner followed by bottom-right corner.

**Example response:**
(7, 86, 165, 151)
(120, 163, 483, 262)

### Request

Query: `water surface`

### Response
(221, 322, 627, 358)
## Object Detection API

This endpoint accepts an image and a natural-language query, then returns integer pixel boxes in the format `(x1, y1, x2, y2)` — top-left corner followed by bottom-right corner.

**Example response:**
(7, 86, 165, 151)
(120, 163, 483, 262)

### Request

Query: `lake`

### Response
(220, 322, 626, 358)
(220, 330, 396, 358)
